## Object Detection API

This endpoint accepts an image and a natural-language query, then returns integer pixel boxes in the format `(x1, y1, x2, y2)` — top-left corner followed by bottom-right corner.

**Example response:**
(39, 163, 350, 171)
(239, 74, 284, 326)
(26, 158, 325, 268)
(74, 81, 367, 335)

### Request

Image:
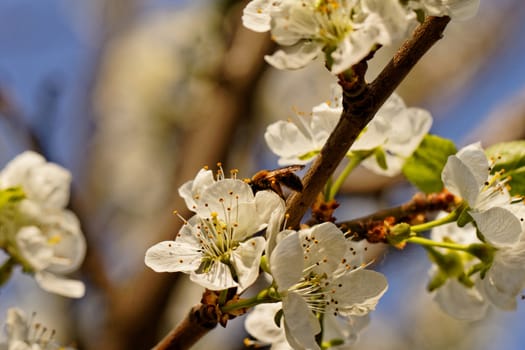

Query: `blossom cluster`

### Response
(242, 0, 480, 73)
(265, 84, 432, 177)
(429, 143, 525, 320)
(145, 167, 388, 348)
(0, 151, 85, 298)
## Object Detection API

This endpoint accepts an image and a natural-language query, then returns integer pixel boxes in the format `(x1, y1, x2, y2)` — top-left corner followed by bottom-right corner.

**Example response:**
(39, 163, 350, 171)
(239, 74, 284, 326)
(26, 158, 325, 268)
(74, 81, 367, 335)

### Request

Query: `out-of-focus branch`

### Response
(285, 16, 451, 229)
(92, 8, 275, 350)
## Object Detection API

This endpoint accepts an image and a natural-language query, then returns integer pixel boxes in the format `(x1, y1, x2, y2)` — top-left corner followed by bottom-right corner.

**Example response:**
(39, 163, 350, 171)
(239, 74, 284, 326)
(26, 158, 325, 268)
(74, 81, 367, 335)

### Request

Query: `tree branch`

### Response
(337, 191, 455, 241)
(285, 16, 451, 229)
(152, 304, 218, 350)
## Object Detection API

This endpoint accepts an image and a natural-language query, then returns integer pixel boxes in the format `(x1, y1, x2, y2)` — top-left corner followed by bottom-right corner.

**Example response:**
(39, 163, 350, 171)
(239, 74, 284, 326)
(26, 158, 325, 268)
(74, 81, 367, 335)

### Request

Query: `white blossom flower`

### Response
(0, 151, 86, 298)
(408, 0, 480, 20)
(243, 0, 415, 74)
(441, 142, 525, 246)
(265, 87, 432, 176)
(268, 222, 387, 349)
(1, 308, 76, 350)
(145, 175, 284, 292)
(430, 219, 489, 320)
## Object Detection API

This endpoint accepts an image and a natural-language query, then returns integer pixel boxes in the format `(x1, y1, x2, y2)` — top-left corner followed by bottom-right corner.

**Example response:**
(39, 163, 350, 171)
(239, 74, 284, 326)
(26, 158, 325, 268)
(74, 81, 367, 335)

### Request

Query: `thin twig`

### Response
(285, 16, 451, 229)
(337, 191, 455, 241)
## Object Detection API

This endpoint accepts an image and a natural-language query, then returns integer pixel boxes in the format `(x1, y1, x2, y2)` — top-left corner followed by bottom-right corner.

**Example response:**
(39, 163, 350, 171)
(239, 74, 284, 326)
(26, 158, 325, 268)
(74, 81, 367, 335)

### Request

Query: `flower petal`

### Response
(270, 232, 303, 291)
(299, 222, 346, 276)
(331, 269, 388, 316)
(282, 293, 321, 350)
(190, 261, 238, 291)
(178, 168, 215, 211)
(470, 206, 522, 246)
(245, 302, 289, 347)
(434, 279, 488, 320)
(231, 237, 266, 292)
(264, 120, 313, 165)
(242, 0, 272, 32)
(265, 41, 324, 71)
(35, 271, 85, 298)
(442, 154, 482, 205)
(15, 226, 53, 271)
(144, 240, 202, 273)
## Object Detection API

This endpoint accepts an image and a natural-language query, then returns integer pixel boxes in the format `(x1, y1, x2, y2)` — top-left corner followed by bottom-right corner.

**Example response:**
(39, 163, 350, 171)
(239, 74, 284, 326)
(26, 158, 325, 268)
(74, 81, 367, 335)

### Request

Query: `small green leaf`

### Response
(402, 135, 457, 193)
(486, 140, 525, 196)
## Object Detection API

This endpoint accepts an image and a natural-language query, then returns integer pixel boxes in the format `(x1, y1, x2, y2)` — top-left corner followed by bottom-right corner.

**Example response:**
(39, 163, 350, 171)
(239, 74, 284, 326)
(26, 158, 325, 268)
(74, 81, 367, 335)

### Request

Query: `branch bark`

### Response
(285, 16, 451, 229)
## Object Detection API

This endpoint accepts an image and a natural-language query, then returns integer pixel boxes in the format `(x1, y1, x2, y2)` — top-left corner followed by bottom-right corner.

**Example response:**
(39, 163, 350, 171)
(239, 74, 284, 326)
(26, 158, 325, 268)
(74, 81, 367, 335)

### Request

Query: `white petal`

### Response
(455, 142, 489, 188)
(270, 232, 303, 291)
(196, 179, 254, 219)
(264, 120, 314, 165)
(242, 0, 272, 32)
(231, 237, 266, 292)
(282, 293, 321, 350)
(331, 27, 378, 74)
(35, 271, 85, 298)
(15, 226, 53, 271)
(144, 241, 202, 272)
(442, 155, 482, 205)
(265, 41, 323, 71)
(477, 275, 519, 311)
(178, 168, 215, 211)
(265, 205, 288, 257)
(245, 302, 290, 347)
(255, 190, 286, 229)
(190, 261, 238, 291)
(299, 222, 346, 276)
(470, 206, 522, 246)
(434, 279, 488, 320)
(331, 269, 388, 316)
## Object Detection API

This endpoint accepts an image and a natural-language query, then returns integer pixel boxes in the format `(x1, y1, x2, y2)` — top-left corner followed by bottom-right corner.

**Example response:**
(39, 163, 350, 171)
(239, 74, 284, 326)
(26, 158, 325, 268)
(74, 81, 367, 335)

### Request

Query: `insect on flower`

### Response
(246, 165, 304, 198)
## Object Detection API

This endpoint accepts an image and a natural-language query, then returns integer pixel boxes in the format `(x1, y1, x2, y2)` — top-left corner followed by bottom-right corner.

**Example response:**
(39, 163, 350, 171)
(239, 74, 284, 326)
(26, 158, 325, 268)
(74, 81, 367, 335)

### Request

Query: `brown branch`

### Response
(285, 16, 451, 229)
(337, 191, 456, 241)
(152, 304, 218, 350)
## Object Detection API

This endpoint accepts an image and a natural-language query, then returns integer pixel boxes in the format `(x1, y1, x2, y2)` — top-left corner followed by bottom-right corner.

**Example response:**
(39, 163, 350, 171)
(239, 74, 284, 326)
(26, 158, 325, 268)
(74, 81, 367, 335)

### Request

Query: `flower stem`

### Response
(328, 154, 363, 200)
(410, 206, 463, 233)
(406, 236, 471, 252)
(220, 288, 278, 313)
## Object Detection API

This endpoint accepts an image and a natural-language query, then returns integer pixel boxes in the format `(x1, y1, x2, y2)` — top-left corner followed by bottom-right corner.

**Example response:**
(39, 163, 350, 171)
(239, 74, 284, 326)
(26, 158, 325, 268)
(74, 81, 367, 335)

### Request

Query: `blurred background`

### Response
(0, 0, 524, 349)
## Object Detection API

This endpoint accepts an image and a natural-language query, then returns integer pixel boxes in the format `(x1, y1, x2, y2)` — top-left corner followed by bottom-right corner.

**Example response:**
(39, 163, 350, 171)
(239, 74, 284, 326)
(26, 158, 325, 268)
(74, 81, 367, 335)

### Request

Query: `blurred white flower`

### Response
(265, 86, 432, 176)
(268, 222, 387, 349)
(1, 307, 76, 350)
(245, 301, 370, 349)
(430, 212, 525, 320)
(145, 172, 284, 292)
(243, 0, 414, 74)
(0, 151, 85, 298)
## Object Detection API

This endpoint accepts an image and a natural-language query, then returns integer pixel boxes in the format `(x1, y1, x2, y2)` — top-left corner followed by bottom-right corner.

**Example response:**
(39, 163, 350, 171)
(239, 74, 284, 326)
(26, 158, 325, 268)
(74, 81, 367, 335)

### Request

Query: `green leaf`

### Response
(486, 140, 525, 196)
(402, 135, 457, 193)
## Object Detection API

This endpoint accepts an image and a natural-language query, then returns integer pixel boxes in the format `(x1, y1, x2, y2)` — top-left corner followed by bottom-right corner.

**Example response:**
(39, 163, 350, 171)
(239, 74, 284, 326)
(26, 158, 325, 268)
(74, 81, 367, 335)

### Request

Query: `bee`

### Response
(246, 165, 305, 198)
